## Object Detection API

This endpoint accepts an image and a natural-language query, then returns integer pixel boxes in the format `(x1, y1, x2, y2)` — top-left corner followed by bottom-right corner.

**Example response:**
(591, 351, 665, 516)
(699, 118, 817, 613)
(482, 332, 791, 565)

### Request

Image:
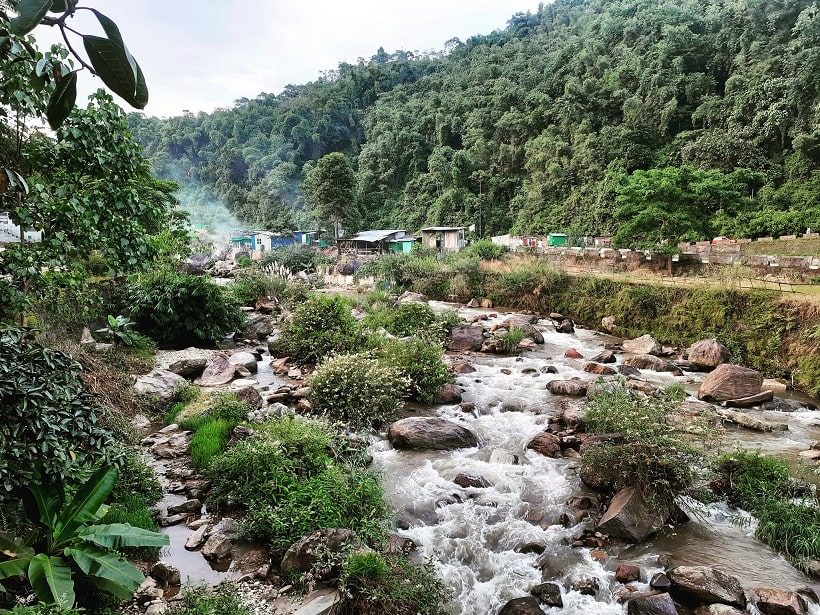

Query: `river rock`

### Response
(579, 432, 624, 454)
(622, 354, 668, 372)
(602, 316, 616, 332)
(454, 473, 492, 488)
(201, 532, 232, 561)
(134, 369, 189, 399)
(168, 358, 207, 378)
(590, 350, 616, 363)
(280, 528, 356, 580)
(388, 417, 478, 450)
(583, 362, 618, 375)
(668, 566, 746, 608)
(651, 573, 672, 591)
(229, 351, 259, 373)
(761, 378, 790, 392)
(555, 319, 575, 333)
(622, 334, 662, 356)
(453, 361, 477, 374)
(490, 449, 518, 465)
(698, 364, 763, 402)
(616, 564, 642, 583)
(627, 592, 678, 615)
(564, 348, 584, 359)
(527, 433, 561, 457)
(618, 364, 641, 376)
(466, 298, 480, 308)
(435, 383, 463, 404)
(150, 562, 180, 586)
(185, 525, 208, 550)
(501, 317, 545, 344)
(167, 499, 202, 515)
(199, 355, 236, 386)
(694, 606, 746, 615)
(547, 379, 588, 396)
(752, 588, 807, 615)
(240, 314, 275, 340)
(498, 597, 548, 615)
(686, 338, 729, 371)
(530, 582, 563, 607)
(448, 325, 486, 351)
(596, 487, 670, 543)
(723, 390, 774, 408)
(254, 297, 278, 314)
(234, 385, 263, 410)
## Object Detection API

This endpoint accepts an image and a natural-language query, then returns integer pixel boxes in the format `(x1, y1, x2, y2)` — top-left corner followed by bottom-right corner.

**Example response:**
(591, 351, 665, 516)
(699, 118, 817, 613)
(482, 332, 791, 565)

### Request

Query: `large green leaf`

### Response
(64, 545, 143, 598)
(82, 35, 147, 108)
(28, 481, 64, 529)
(134, 62, 149, 108)
(53, 465, 117, 543)
(49, 0, 68, 12)
(87, 10, 148, 108)
(27, 554, 75, 608)
(0, 533, 35, 579)
(78, 523, 169, 549)
(9, 0, 52, 35)
(46, 70, 77, 130)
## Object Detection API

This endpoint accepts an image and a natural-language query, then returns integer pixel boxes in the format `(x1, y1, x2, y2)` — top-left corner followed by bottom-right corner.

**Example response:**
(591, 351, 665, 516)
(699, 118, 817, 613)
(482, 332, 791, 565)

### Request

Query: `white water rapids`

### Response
(372, 304, 820, 614)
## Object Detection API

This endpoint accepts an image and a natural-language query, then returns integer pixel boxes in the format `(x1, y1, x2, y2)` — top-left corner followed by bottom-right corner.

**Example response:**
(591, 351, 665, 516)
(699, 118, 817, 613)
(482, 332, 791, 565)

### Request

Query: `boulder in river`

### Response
(526, 433, 562, 458)
(397, 291, 429, 304)
(228, 351, 259, 373)
(498, 597, 548, 615)
(622, 354, 668, 372)
(751, 587, 807, 615)
(595, 487, 671, 543)
(583, 362, 618, 375)
(454, 473, 492, 488)
(280, 528, 356, 581)
(435, 383, 463, 404)
(239, 314, 275, 340)
(199, 355, 236, 386)
(555, 319, 575, 334)
(448, 324, 486, 351)
(686, 338, 729, 371)
(697, 364, 763, 402)
(622, 334, 662, 356)
(388, 417, 478, 450)
(134, 369, 189, 399)
(501, 317, 545, 344)
(601, 315, 616, 332)
(668, 566, 746, 608)
(589, 349, 616, 363)
(530, 582, 563, 607)
(694, 605, 746, 615)
(627, 592, 678, 615)
(168, 358, 207, 379)
(200, 532, 232, 561)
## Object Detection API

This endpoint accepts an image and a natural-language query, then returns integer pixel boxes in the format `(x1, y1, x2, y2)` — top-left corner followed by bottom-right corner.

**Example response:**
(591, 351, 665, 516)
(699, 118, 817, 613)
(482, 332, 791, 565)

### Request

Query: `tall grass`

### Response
(190, 419, 232, 471)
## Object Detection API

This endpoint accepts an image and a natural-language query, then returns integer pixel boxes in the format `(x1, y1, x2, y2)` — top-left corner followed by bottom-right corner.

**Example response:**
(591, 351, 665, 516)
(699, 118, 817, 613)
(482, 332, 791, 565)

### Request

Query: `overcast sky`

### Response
(35, 1, 543, 118)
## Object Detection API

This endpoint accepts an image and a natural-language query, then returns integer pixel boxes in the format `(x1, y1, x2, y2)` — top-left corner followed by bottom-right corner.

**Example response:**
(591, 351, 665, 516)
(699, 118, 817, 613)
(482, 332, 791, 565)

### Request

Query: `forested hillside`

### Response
(128, 0, 820, 246)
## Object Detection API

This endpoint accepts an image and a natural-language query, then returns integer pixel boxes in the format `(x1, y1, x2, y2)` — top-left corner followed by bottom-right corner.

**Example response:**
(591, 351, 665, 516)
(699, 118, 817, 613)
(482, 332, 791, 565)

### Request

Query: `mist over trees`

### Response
(128, 0, 820, 246)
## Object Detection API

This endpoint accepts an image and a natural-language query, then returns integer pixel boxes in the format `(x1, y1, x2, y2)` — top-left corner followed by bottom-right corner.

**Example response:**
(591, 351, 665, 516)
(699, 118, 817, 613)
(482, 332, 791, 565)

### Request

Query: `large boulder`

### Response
(697, 364, 763, 402)
(751, 588, 807, 615)
(668, 566, 746, 608)
(134, 369, 188, 399)
(583, 362, 618, 376)
(501, 317, 545, 344)
(388, 417, 478, 450)
(622, 354, 668, 372)
(498, 597, 548, 615)
(627, 593, 678, 615)
(397, 291, 428, 304)
(546, 379, 589, 396)
(694, 606, 746, 615)
(686, 338, 730, 371)
(280, 528, 356, 581)
(228, 351, 259, 373)
(530, 582, 563, 607)
(239, 315, 275, 340)
(199, 355, 235, 386)
(200, 532, 232, 561)
(595, 487, 670, 543)
(168, 358, 207, 379)
(526, 433, 561, 457)
(448, 325, 486, 351)
(622, 334, 662, 356)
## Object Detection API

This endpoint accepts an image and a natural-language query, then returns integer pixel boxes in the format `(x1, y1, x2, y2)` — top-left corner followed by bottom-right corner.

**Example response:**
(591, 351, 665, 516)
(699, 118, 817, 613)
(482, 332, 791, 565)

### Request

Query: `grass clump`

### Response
(206, 415, 389, 553)
(230, 269, 286, 307)
(496, 328, 526, 354)
(308, 352, 408, 429)
(190, 419, 232, 471)
(335, 552, 450, 615)
(714, 450, 820, 570)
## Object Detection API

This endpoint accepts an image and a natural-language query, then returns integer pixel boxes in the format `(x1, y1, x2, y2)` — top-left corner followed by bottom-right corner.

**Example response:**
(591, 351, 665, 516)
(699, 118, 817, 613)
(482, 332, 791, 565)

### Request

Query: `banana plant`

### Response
(0, 465, 169, 609)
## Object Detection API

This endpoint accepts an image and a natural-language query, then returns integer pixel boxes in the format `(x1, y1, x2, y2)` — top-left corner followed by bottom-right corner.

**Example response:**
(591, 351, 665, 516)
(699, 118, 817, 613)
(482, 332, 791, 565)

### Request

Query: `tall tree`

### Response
(303, 152, 357, 238)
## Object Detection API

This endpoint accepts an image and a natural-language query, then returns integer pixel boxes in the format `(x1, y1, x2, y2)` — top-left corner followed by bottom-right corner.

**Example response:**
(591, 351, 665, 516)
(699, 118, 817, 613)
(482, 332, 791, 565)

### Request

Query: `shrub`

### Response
(270, 295, 364, 365)
(379, 339, 451, 404)
(0, 328, 116, 498)
(172, 583, 251, 615)
(230, 270, 286, 307)
(336, 553, 450, 615)
(363, 301, 439, 338)
(127, 270, 246, 347)
(581, 383, 704, 501)
(308, 352, 408, 428)
(112, 449, 164, 506)
(496, 328, 526, 353)
(206, 416, 389, 551)
(461, 238, 507, 261)
(259, 244, 317, 272)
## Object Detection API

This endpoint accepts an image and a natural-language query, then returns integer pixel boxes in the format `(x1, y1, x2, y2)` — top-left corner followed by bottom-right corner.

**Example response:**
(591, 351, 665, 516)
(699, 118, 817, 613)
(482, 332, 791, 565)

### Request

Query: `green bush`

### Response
(112, 449, 163, 506)
(190, 419, 232, 471)
(172, 583, 250, 615)
(460, 238, 508, 261)
(336, 553, 450, 615)
(308, 352, 408, 428)
(259, 244, 317, 272)
(0, 328, 116, 498)
(363, 302, 439, 338)
(581, 384, 703, 501)
(714, 451, 820, 569)
(206, 416, 389, 551)
(127, 270, 246, 347)
(230, 270, 286, 307)
(379, 339, 451, 404)
(496, 328, 526, 353)
(270, 295, 364, 365)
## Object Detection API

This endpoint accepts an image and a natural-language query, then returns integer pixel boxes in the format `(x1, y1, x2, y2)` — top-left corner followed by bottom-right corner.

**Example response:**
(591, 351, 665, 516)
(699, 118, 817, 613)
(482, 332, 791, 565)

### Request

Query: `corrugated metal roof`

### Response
(347, 230, 406, 242)
(421, 227, 466, 232)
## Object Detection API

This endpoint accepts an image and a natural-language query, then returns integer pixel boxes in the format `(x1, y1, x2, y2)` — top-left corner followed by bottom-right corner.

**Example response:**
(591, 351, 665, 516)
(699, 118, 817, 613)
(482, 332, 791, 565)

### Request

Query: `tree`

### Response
(303, 152, 358, 238)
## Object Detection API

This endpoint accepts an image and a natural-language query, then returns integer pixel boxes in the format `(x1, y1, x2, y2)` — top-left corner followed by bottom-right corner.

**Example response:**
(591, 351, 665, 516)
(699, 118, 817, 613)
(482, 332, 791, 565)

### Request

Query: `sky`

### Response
(35, 1, 544, 118)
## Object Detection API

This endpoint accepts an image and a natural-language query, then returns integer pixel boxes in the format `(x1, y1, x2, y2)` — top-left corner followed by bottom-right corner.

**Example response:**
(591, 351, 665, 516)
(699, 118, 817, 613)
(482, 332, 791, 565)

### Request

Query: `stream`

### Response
(372, 302, 820, 614)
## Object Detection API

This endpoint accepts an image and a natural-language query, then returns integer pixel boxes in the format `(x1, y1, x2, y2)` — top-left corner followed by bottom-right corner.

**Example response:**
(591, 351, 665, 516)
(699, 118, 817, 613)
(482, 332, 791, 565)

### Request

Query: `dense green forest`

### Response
(128, 0, 820, 246)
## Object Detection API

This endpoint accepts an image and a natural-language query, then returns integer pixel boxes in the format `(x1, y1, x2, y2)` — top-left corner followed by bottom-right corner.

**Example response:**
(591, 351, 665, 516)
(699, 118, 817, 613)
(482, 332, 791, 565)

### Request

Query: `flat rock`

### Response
(199, 355, 236, 386)
(584, 362, 617, 375)
(448, 325, 486, 351)
(622, 354, 668, 372)
(185, 525, 208, 550)
(668, 566, 746, 608)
